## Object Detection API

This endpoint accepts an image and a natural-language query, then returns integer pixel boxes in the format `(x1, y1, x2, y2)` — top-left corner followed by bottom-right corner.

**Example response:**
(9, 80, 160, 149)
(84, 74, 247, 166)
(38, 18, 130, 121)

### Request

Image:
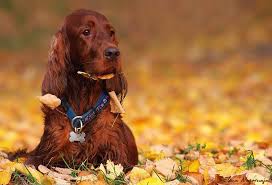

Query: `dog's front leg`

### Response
(97, 139, 132, 172)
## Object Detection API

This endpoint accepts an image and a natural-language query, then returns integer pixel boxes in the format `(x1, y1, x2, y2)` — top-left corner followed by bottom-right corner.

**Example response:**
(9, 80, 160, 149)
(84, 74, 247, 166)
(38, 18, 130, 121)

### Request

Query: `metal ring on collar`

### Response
(71, 116, 83, 133)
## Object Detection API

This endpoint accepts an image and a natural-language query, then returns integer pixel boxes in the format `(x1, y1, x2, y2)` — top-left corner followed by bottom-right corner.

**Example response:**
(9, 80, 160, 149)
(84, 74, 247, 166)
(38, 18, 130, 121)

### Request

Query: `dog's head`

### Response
(42, 9, 127, 99)
(64, 9, 121, 75)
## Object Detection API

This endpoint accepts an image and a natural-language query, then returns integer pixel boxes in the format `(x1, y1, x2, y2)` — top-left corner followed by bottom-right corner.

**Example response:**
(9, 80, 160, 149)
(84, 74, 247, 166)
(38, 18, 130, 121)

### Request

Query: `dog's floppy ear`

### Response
(105, 72, 128, 103)
(42, 28, 70, 97)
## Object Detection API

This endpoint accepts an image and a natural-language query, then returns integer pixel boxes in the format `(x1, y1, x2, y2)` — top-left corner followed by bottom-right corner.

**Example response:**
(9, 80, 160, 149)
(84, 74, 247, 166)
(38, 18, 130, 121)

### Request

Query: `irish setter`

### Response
(26, 9, 138, 170)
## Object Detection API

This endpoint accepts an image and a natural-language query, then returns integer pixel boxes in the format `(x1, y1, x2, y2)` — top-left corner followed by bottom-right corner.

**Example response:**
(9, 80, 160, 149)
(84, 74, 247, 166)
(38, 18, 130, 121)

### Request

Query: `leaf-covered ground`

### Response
(1, 1, 272, 184)
(0, 59, 272, 184)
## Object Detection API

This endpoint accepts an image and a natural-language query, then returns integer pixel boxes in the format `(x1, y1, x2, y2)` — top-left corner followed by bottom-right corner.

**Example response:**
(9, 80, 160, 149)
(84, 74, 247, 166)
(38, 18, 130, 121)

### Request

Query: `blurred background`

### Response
(0, 0, 272, 152)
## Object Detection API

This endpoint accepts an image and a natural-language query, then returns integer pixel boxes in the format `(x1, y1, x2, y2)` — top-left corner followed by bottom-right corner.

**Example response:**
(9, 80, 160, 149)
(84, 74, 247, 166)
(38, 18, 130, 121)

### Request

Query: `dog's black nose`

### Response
(104, 47, 120, 61)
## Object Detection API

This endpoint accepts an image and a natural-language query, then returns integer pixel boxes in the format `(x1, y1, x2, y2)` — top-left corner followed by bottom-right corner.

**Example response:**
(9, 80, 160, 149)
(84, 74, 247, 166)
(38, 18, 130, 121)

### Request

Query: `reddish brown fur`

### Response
(26, 9, 138, 170)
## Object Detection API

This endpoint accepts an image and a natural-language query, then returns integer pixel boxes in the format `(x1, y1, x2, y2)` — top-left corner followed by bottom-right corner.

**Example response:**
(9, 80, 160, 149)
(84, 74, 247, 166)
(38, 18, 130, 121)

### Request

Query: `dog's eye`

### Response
(82, 29, 91, 36)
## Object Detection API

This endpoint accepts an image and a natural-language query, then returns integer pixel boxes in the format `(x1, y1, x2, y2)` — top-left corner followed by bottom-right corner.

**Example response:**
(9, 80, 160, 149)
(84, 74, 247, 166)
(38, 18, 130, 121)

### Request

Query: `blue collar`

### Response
(61, 91, 110, 132)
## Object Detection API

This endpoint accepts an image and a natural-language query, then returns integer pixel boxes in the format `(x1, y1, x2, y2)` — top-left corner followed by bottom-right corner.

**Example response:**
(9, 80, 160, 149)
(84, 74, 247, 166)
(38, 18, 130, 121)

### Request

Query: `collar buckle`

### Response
(61, 92, 110, 135)
(72, 116, 83, 133)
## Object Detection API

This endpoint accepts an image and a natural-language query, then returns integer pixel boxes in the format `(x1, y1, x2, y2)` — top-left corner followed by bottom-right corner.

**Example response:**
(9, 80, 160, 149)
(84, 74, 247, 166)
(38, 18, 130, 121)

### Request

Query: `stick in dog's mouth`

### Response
(77, 71, 115, 80)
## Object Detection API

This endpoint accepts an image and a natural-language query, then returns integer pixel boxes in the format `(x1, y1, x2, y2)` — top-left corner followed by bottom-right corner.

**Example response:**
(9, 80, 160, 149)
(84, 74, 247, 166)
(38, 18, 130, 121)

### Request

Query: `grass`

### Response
(11, 168, 41, 185)
(60, 154, 97, 178)
(175, 161, 191, 183)
(244, 150, 272, 180)
(180, 143, 206, 154)
(243, 151, 257, 170)
(227, 147, 238, 157)
(60, 155, 79, 177)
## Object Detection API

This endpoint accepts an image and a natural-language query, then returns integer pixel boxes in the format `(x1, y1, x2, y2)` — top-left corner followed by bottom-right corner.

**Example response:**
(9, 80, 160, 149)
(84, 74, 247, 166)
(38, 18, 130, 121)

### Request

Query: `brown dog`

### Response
(26, 9, 138, 170)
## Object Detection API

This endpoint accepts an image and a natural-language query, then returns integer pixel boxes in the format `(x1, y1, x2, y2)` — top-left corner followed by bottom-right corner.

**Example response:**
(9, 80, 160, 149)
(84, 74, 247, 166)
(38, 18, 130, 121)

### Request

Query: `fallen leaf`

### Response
(248, 166, 271, 180)
(97, 73, 115, 80)
(38, 94, 61, 109)
(144, 160, 155, 174)
(38, 165, 71, 181)
(53, 167, 72, 175)
(215, 163, 240, 177)
(78, 171, 92, 176)
(128, 167, 150, 184)
(154, 158, 178, 180)
(182, 160, 191, 172)
(74, 174, 97, 182)
(77, 71, 114, 80)
(142, 150, 165, 161)
(77, 181, 93, 185)
(0, 151, 8, 158)
(16, 163, 44, 182)
(137, 177, 164, 185)
(165, 179, 183, 185)
(188, 160, 200, 173)
(38, 165, 51, 174)
(184, 172, 204, 185)
(211, 174, 251, 185)
(151, 171, 166, 182)
(246, 172, 270, 185)
(99, 160, 124, 180)
(150, 145, 174, 157)
(0, 170, 11, 185)
(53, 177, 70, 185)
(183, 174, 200, 185)
(109, 91, 125, 114)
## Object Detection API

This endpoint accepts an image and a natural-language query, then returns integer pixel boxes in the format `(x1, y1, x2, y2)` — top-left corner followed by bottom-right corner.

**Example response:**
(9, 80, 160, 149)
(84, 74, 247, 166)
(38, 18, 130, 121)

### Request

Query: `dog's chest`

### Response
(64, 109, 122, 154)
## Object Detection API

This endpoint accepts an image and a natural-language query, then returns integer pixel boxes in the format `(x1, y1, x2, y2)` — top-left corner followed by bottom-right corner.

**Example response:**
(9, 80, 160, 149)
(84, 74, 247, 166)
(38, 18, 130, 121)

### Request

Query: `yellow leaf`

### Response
(215, 163, 239, 177)
(77, 71, 114, 80)
(128, 167, 150, 184)
(151, 171, 166, 182)
(93, 180, 107, 185)
(0, 160, 16, 172)
(0, 170, 12, 185)
(137, 177, 164, 185)
(77, 181, 94, 185)
(203, 169, 209, 185)
(14, 163, 44, 183)
(182, 160, 191, 172)
(246, 133, 262, 142)
(202, 142, 217, 151)
(188, 160, 200, 172)
(142, 150, 165, 161)
(41, 176, 55, 185)
(97, 73, 115, 79)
